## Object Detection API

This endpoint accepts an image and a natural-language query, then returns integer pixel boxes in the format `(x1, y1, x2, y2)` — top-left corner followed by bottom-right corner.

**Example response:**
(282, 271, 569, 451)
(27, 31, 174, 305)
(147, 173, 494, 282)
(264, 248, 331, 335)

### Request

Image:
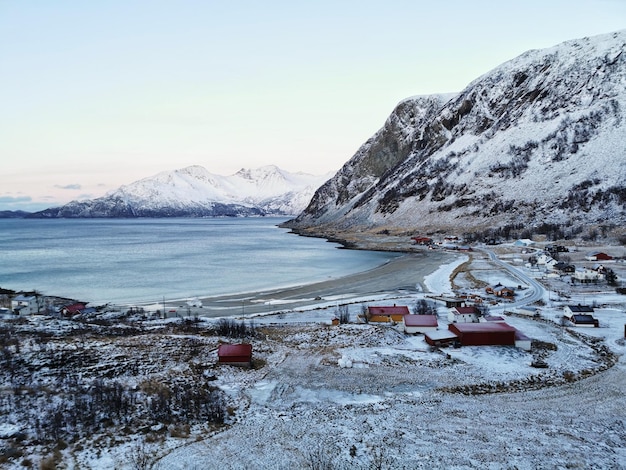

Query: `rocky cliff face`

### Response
(30, 165, 331, 218)
(285, 30, 626, 240)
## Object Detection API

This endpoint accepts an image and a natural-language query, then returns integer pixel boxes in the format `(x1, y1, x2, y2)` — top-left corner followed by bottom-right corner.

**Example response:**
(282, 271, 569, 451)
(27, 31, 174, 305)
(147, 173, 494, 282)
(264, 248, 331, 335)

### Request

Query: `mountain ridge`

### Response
(284, 30, 626, 241)
(29, 165, 331, 218)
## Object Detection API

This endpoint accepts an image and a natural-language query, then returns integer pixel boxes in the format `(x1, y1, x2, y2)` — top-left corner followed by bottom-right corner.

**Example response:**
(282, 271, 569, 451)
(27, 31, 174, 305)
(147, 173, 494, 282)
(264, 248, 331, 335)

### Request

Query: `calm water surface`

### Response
(0, 218, 398, 305)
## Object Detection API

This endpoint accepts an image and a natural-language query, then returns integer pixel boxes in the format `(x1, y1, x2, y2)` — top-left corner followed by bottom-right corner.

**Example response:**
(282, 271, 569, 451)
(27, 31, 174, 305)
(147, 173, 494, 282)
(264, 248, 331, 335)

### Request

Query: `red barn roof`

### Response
(448, 322, 516, 346)
(218, 343, 252, 366)
(218, 343, 252, 357)
(63, 303, 87, 314)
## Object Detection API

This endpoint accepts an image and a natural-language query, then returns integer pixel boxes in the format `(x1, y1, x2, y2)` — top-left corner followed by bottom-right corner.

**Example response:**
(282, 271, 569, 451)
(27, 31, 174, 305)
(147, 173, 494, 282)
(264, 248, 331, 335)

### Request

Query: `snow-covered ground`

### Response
(1, 248, 625, 469)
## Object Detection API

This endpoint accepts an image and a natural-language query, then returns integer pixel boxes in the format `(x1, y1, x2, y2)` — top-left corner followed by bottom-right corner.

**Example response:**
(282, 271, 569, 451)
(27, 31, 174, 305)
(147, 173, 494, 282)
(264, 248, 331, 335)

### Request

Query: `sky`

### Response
(1, 1, 625, 211)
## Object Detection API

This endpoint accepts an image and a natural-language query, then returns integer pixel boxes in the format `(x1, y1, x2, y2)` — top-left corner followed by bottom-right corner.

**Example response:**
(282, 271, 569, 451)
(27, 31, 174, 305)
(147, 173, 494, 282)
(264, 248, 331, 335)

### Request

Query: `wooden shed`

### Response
(367, 305, 409, 323)
(448, 322, 516, 346)
(403, 314, 438, 334)
(217, 343, 252, 367)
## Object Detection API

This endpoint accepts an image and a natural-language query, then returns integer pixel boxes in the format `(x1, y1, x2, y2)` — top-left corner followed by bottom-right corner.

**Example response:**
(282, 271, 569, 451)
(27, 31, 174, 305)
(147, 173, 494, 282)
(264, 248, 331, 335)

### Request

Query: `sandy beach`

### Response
(168, 249, 458, 318)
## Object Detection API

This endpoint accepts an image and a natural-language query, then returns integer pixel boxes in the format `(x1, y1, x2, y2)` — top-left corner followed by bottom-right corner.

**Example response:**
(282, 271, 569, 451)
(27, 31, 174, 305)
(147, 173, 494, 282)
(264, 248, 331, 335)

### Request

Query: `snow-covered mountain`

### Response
(285, 30, 626, 241)
(31, 165, 331, 218)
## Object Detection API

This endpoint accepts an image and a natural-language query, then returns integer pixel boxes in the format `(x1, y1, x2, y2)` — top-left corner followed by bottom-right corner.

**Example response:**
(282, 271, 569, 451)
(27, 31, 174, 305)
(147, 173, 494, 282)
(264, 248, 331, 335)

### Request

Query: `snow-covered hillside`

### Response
(30, 165, 332, 218)
(286, 30, 626, 240)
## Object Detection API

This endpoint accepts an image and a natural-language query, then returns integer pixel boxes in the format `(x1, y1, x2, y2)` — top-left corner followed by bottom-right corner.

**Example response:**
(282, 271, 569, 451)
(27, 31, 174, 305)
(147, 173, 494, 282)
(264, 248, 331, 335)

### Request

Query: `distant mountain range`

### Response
(25, 165, 332, 218)
(284, 30, 626, 241)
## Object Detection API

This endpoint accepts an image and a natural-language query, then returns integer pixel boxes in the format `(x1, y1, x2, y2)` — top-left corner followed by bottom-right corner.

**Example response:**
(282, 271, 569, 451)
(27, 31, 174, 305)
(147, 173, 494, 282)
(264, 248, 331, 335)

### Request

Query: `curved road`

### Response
(477, 247, 547, 310)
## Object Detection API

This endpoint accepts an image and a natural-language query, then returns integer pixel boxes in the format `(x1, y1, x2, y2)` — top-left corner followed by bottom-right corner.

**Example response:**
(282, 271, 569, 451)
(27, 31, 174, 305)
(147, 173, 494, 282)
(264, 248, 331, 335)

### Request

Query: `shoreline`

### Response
(167, 248, 459, 318)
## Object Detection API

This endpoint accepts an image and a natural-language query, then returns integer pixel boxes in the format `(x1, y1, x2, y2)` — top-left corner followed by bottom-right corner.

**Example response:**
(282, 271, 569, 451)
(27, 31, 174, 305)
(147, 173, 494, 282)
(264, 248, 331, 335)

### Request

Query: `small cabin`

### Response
(485, 283, 515, 297)
(217, 343, 253, 367)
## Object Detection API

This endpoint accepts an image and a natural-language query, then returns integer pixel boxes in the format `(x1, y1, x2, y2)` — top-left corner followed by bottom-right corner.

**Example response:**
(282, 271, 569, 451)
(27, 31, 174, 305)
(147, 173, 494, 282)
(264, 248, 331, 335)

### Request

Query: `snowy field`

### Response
(1, 248, 625, 469)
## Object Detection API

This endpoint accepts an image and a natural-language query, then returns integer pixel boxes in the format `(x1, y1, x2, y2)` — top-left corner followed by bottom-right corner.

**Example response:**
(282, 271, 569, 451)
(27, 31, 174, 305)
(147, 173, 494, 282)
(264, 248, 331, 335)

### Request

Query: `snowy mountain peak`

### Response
(31, 166, 331, 218)
(285, 30, 626, 241)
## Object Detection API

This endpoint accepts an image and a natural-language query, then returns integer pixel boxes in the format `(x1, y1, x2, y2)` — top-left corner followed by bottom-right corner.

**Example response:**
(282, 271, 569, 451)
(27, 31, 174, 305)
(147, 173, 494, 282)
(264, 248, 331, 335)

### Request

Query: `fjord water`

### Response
(0, 218, 398, 305)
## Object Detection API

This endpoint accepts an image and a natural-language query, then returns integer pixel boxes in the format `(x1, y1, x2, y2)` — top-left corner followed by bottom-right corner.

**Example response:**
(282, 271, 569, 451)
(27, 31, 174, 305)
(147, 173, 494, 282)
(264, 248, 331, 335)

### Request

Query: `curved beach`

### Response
(180, 249, 458, 317)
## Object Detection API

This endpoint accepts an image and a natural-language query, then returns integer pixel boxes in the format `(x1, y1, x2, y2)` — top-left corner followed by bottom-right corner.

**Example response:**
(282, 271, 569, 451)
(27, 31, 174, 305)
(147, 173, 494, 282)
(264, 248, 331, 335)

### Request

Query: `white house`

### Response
(11, 295, 43, 315)
(563, 305, 598, 328)
(448, 306, 480, 323)
(403, 314, 438, 334)
(572, 268, 604, 283)
(564, 305, 595, 318)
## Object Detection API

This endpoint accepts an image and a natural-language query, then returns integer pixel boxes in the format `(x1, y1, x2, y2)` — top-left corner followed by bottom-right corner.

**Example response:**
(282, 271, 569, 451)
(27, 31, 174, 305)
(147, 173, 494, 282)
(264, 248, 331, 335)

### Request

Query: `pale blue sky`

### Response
(1, 0, 625, 211)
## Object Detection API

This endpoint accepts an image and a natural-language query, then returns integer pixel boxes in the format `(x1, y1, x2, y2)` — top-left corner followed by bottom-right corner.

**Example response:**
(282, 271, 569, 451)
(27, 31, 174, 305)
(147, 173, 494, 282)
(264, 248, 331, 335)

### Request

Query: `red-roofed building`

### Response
(448, 305, 480, 323)
(403, 314, 438, 334)
(61, 302, 87, 316)
(411, 236, 433, 245)
(367, 305, 410, 323)
(218, 343, 253, 367)
(448, 322, 516, 346)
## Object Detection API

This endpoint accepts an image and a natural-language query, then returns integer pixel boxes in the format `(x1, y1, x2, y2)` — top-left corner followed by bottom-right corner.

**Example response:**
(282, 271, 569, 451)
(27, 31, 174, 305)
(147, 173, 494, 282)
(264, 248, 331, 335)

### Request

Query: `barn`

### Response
(403, 314, 438, 334)
(448, 322, 516, 346)
(367, 305, 409, 323)
(217, 343, 252, 367)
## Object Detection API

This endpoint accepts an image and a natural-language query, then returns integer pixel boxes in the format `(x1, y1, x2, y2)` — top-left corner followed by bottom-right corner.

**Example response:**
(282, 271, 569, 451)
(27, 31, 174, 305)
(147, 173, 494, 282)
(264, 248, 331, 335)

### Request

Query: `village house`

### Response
(367, 305, 410, 323)
(402, 314, 438, 334)
(572, 268, 604, 283)
(411, 236, 433, 245)
(552, 261, 575, 273)
(11, 294, 44, 316)
(448, 305, 480, 323)
(485, 283, 515, 298)
(217, 343, 253, 367)
(563, 305, 599, 327)
(536, 253, 556, 266)
(585, 251, 613, 261)
(60, 302, 88, 316)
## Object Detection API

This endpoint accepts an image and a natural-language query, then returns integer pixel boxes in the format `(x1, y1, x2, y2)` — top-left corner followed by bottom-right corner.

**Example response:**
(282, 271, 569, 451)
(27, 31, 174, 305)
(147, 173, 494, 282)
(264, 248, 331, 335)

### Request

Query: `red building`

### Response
(218, 343, 253, 367)
(411, 236, 433, 245)
(448, 322, 516, 346)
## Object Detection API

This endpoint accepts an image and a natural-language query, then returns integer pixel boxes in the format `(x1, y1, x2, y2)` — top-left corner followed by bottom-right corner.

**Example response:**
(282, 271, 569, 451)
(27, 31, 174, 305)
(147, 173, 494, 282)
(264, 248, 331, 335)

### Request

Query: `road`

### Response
(477, 247, 547, 310)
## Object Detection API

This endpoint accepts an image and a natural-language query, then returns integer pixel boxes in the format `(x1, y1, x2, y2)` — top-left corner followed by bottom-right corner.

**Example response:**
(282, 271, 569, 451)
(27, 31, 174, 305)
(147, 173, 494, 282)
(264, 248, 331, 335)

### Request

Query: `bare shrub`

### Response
(215, 319, 255, 338)
(336, 305, 350, 324)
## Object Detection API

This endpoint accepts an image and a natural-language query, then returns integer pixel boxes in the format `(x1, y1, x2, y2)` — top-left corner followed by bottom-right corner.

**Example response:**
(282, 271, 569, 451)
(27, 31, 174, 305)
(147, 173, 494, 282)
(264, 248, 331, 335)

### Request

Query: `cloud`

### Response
(0, 196, 32, 203)
(55, 184, 82, 190)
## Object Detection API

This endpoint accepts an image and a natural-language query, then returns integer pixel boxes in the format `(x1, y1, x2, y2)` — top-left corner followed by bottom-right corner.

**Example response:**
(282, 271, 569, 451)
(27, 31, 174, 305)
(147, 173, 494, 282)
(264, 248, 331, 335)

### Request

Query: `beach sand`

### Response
(175, 249, 459, 318)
